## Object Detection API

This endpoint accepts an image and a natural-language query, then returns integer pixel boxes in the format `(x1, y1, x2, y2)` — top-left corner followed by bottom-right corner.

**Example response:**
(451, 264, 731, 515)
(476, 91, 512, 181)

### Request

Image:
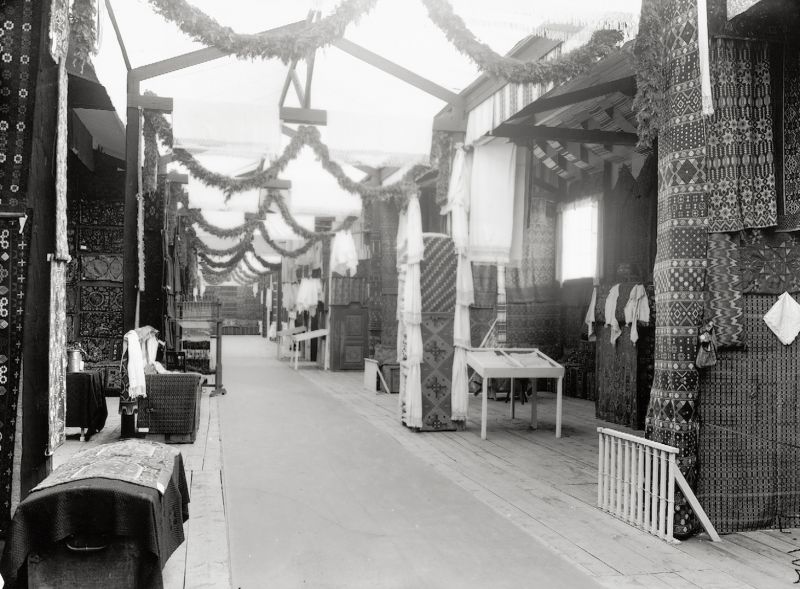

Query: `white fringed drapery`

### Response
(442, 146, 474, 422)
(398, 196, 424, 428)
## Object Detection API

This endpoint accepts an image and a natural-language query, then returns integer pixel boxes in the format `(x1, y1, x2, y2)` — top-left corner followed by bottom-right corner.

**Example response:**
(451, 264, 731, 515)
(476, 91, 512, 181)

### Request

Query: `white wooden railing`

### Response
(597, 428, 721, 543)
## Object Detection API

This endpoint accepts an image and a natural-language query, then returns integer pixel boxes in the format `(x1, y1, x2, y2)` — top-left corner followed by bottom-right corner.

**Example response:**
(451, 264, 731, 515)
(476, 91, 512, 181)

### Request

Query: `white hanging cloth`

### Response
(468, 139, 518, 264)
(624, 284, 651, 344)
(330, 230, 359, 276)
(764, 292, 800, 345)
(604, 284, 622, 344)
(123, 330, 147, 399)
(585, 286, 597, 340)
(399, 195, 424, 429)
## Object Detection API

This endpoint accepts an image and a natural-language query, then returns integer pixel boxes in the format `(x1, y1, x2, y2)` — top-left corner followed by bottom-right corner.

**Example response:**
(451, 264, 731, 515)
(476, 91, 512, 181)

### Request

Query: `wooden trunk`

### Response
(28, 537, 142, 589)
(329, 303, 368, 371)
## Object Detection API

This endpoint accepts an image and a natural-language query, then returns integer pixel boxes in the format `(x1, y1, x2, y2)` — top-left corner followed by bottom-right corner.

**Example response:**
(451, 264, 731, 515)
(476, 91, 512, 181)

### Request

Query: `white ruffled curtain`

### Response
(442, 146, 473, 422)
(397, 196, 424, 428)
(330, 230, 359, 276)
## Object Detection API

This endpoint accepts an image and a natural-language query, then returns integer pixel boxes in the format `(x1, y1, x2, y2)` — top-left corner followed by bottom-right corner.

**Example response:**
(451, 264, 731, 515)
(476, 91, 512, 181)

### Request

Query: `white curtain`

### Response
(469, 139, 518, 264)
(330, 230, 359, 276)
(442, 145, 474, 422)
(399, 196, 424, 428)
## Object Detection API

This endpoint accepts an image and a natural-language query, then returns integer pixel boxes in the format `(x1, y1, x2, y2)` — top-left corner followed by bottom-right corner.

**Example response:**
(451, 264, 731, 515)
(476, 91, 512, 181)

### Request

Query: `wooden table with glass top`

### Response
(466, 348, 565, 440)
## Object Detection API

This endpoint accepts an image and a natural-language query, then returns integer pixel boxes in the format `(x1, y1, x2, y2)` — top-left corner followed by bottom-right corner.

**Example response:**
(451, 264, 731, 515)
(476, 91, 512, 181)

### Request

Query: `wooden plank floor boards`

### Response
(54, 390, 231, 589)
(295, 364, 798, 589)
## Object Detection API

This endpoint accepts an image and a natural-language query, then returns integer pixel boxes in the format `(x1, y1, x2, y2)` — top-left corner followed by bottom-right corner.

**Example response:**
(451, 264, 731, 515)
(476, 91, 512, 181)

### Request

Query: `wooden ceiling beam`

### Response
(280, 107, 327, 126)
(129, 93, 172, 111)
(332, 38, 463, 106)
(514, 76, 636, 122)
(492, 124, 638, 145)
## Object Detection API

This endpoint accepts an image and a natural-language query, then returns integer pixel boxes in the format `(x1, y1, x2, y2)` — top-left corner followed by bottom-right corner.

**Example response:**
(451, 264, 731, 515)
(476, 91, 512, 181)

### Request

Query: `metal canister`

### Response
(67, 348, 83, 373)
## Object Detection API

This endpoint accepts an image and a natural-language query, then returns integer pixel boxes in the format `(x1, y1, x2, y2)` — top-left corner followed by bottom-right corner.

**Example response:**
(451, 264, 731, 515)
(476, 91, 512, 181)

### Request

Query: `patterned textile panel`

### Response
(376, 201, 399, 293)
(779, 44, 800, 231)
(77, 227, 124, 252)
(87, 360, 123, 393)
(65, 314, 76, 341)
(144, 188, 165, 231)
(379, 294, 397, 347)
(506, 198, 557, 303)
(469, 307, 495, 348)
(698, 294, 800, 532)
(80, 254, 124, 282)
(66, 286, 78, 313)
(739, 229, 800, 293)
(704, 232, 744, 348)
(472, 264, 497, 308)
(330, 277, 368, 306)
(595, 324, 654, 430)
(505, 302, 562, 360)
(82, 337, 122, 363)
(80, 285, 123, 312)
(563, 340, 596, 400)
(0, 1, 41, 214)
(66, 257, 78, 284)
(420, 234, 457, 313)
(78, 200, 124, 226)
(419, 314, 456, 431)
(642, 0, 710, 537)
(79, 312, 123, 338)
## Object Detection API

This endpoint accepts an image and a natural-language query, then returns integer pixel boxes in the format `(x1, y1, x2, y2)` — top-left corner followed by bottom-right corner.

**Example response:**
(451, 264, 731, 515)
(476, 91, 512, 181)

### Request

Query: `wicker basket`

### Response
(137, 373, 203, 442)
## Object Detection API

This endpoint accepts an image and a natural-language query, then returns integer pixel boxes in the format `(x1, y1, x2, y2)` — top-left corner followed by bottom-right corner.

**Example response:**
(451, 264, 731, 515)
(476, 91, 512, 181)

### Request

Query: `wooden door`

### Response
(331, 303, 367, 371)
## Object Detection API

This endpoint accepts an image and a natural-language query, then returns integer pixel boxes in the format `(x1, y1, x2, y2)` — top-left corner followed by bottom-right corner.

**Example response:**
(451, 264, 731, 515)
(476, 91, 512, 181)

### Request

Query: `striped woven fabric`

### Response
(420, 234, 457, 313)
(704, 232, 745, 348)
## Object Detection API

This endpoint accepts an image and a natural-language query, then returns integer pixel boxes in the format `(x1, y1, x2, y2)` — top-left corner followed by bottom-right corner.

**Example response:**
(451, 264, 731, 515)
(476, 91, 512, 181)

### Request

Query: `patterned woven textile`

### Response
(420, 234, 457, 313)
(419, 314, 456, 431)
(699, 294, 800, 532)
(643, 0, 709, 538)
(506, 302, 562, 360)
(379, 294, 397, 347)
(706, 38, 777, 233)
(704, 232, 745, 348)
(506, 198, 557, 303)
(595, 324, 654, 429)
(739, 229, 800, 293)
(471, 263, 496, 308)
(79, 311, 124, 338)
(779, 44, 800, 231)
(0, 1, 40, 213)
(78, 226, 125, 252)
(81, 285, 123, 312)
(80, 254, 124, 282)
(0, 219, 29, 534)
(79, 200, 124, 226)
(83, 337, 122, 364)
(469, 307, 495, 348)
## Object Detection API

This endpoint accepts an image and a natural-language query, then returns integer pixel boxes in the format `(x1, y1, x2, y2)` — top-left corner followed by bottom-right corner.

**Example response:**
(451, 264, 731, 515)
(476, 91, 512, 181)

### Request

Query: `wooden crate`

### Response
(28, 537, 141, 589)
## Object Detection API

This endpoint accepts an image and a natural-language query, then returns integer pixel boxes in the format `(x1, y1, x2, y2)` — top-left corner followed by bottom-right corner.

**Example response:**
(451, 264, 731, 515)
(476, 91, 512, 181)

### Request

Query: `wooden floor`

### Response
(54, 389, 230, 589)
(294, 361, 800, 589)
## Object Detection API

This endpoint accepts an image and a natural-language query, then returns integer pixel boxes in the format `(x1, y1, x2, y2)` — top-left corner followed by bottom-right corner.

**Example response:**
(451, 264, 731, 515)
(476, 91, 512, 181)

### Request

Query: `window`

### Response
(558, 198, 599, 282)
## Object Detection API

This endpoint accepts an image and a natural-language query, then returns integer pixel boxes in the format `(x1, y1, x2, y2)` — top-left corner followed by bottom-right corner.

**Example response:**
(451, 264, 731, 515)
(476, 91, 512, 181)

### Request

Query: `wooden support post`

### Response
(213, 318, 225, 396)
(276, 265, 283, 356)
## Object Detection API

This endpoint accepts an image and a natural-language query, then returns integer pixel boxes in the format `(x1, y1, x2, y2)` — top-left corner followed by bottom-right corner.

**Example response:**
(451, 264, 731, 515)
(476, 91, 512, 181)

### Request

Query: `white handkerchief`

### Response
(764, 292, 800, 345)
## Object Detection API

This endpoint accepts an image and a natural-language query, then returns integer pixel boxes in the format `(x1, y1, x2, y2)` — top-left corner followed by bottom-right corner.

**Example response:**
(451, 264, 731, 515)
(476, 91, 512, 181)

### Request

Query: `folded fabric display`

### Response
(296, 277, 323, 316)
(330, 230, 359, 276)
(604, 284, 622, 344)
(764, 292, 800, 345)
(584, 286, 597, 340)
(623, 284, 651, 343)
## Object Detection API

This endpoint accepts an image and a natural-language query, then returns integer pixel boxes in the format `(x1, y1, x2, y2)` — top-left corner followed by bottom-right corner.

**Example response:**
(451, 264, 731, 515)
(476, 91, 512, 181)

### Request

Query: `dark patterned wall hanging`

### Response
(80, 285, 123, 312)
(0, 0, 41, 213)
(78, 200, 124, 226)
(643, 0, 709, 538)
(739, 229, 800, 293)
(704, 232, 745, 348)
(82, 337, 122, 363)
(79, 312, 124, 338)
(80, 254, 123, 282)
(706, 38, 777, 233)
(0, 219, 30, 534)
(77, 227, 124, 252)
(779, 44, 800, 231)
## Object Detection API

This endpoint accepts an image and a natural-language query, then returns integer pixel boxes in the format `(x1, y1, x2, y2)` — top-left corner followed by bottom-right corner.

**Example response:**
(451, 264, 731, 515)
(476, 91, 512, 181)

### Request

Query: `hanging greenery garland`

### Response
(198, 246, 248, 269)
(192, 229, 255, 257)
(421, 0, 623, 84)
(145, 0, 377, 63)
(632, 0, 668, 149)
(69, 0, 97, 73)
(242, 252, 273, 277)
(143, 110, 425, 204)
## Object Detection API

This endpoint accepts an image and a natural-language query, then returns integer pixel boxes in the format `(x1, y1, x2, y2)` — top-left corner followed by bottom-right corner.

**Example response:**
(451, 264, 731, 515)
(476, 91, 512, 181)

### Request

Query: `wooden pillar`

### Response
(123, 73, 140, 333)
(20, 0, 57, 495)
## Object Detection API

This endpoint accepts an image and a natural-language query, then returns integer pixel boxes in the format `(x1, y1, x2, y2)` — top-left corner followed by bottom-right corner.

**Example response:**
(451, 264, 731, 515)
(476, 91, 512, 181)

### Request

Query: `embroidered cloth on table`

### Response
(624, 284, 651, 343)
(468, 139, 518, 264)
(604, 284, 622, 344)
(763, 292, 800, 345)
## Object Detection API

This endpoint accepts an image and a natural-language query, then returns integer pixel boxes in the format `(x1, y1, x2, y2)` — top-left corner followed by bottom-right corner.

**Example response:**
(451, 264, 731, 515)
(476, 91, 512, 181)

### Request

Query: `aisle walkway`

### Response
(220, 336, 601, 589)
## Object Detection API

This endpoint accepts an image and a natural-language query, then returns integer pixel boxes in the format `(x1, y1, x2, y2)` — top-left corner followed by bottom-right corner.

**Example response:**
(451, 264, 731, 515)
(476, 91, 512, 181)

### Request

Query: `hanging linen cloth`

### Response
(396, 209, 408, 408)
(604, 284, 622, 344)
(399, 196, 424, 429)
(330, 230, 359, 276)
(707, 38, 777, 232)
(442, 146, 474, 422)
(123, 330, 147, 399)
(584, 286, 598, 340)
(764, 292, 800, 345)
(468, 140, 518, 264)
(623, 284, 651, 344)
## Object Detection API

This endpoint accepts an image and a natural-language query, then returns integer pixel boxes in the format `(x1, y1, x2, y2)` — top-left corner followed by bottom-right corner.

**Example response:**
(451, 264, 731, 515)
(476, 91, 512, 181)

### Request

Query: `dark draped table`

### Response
(66, 371, 108, 439)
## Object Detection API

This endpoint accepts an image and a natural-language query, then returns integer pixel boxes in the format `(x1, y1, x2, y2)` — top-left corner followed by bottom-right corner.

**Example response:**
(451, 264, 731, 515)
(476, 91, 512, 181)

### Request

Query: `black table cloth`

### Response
(0, 445, 189, 589)
(66, 370, 108, 435)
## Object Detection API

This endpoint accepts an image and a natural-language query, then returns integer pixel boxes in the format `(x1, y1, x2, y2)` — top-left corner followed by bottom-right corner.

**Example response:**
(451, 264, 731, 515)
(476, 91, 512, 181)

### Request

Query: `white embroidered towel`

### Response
(604, 284, 622, 344)
(584, 287, 597, 340)
(624, 284, 651, 344)
(124, 330, 147, 399)
(764, 292, 800, 345)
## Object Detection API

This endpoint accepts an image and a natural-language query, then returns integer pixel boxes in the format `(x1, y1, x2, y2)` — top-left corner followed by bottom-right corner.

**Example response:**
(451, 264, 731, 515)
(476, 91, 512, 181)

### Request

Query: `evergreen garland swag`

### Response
(69, 0, 97, 73)
(143, 110, 423, 204)
(145, 0, 378, 63)
(421, 0, 624, 85)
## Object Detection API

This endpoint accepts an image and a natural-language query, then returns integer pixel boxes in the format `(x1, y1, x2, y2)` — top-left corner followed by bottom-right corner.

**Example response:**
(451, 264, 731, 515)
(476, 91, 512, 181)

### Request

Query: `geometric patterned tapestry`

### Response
(740, 230, 800, 294)
(642, 0, 709, 538)
(779, 44, 800, 231)
(704, 232, 744, 348)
